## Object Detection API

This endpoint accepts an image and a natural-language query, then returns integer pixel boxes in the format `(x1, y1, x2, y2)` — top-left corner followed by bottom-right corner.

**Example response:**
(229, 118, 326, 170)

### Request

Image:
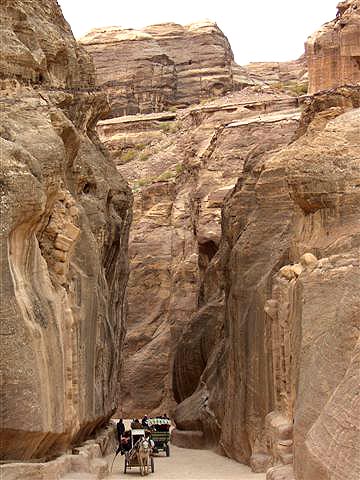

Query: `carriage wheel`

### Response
(151, 456, 155, 473)
(165, 444, 170, 457)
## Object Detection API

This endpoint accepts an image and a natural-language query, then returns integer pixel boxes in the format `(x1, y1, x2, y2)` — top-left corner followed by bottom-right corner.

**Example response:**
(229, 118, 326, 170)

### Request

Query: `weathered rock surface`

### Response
(97, 111, 177, 166)
(244, 56, 308, 92)
(0, 425, 117, 480)
(92, 6, 360, 480)
(0, 0, 95, 87)
(173, 86, 360, 480)
(105, 88, 302, 418)
(0, 0, 132, 461)
(80, 21, 253, 118)
(306, 0, 360, 93)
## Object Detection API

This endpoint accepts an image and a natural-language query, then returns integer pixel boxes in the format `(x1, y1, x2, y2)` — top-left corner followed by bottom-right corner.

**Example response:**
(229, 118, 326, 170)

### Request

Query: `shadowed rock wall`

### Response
(0, 0, 132, 461)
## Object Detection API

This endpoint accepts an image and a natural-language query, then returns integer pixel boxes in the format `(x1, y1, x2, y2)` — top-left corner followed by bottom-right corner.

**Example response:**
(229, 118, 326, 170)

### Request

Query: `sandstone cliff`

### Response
(244, 56, 308, 94)
(80, 21, 253, 117)
(99, 88, 302, 418)
(0, 0, 94, 87)
(0, 0, 132, 461)
(172, 86, 360, 480)
(306, 0, 360, 93)
(90, 7, 360, 480)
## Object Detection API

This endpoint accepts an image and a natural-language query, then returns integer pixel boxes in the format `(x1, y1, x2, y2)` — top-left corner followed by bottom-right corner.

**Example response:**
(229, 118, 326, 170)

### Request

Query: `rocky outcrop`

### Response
(0, 0, 132, 461)
(80, 21, 253, 118)
(172, 86, 360, 480)
(244, 56, 308, 93)
(0, 0, 95, 87)
(169, 11, 360, 475)
(0, 424, 117, 480)
(97, 111, 177, 166)
(105, 88, 302, 418)
(306, 0, 360, 93)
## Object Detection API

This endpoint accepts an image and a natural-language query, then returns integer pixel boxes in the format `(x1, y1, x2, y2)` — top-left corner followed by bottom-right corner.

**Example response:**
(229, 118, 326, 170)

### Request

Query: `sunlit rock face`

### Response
(306, 0, 360, 94)
(0, 0, 132, 461)
(79, 21, 253, 118)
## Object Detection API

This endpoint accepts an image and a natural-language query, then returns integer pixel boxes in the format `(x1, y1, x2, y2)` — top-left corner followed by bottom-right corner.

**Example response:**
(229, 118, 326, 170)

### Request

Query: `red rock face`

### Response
(2, 4, 359, 479)
(80, 22, 253, 117)
(306, 0, 360, 93)
(0, 0, 132, 461)
(103, 89, 302, 419)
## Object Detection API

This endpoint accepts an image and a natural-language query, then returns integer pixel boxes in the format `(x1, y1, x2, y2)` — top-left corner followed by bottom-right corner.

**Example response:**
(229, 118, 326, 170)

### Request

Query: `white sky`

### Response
(58, 0, 337, 65)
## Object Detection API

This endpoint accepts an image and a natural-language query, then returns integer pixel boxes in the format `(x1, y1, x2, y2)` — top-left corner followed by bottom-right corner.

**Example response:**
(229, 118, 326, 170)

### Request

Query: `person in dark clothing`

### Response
(117, 419, 125, 443)
(117, 418, 125, 441)
(141, 415, 148, 428)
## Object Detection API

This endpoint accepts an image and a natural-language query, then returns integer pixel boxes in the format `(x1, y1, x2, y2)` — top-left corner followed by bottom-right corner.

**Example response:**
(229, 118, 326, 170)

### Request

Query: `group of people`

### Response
(116, 414, 171, 454)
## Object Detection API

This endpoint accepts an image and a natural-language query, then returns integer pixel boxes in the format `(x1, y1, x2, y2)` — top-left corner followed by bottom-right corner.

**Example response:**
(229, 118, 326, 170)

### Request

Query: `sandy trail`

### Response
(106, 445, 266, 480)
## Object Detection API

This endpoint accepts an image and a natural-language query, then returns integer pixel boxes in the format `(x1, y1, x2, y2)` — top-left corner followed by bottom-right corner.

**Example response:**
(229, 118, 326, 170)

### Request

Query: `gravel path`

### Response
(106, 445, 266, 480)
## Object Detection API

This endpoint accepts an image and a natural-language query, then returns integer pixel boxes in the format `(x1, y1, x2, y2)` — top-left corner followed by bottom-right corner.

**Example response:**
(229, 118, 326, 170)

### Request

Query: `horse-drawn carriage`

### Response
(123, 429, 155, 476)
(149, 431, 170, 456)
(114, 418, 171, 475)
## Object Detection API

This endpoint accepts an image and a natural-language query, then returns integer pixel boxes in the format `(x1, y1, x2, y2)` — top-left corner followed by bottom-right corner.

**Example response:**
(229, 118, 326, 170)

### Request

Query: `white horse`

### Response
(136, 438, 151, 476)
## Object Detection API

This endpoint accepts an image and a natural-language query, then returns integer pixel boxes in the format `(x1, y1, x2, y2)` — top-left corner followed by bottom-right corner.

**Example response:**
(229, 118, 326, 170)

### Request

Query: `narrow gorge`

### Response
(0, 1, 359, 480)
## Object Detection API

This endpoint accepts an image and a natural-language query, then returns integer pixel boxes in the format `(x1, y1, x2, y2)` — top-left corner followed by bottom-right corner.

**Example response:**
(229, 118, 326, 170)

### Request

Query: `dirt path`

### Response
(106, 445, 266, 480)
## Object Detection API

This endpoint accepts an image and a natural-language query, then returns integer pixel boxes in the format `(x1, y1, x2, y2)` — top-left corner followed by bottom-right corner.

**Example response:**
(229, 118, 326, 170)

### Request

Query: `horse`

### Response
(136, 437, 151, 476)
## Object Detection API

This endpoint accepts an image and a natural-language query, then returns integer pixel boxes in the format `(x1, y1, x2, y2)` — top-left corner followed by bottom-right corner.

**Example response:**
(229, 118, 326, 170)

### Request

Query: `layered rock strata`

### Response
(0, 0, 95, 87)
(80, 21, 253, 117)
(0, 0, 132, 461)
(172, 86, 360, 480)
(244, 56, 308, 93)
(306, 0, 360, 93)
(102, 88, 302, 417)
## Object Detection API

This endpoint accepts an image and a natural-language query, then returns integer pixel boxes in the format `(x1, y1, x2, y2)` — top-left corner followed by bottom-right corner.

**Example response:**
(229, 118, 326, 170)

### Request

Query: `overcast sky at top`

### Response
(58, 0, 337, 65)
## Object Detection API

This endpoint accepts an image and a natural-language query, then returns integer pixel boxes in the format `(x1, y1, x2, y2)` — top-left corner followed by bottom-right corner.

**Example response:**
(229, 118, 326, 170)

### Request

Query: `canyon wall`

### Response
(169, 5, 360, 480)
(217, 87, 360, 480)
(0, 0, 132, 461)
(169, 87, 359, 480)
(90, 5, 359, 479)
(98, 89, 302, 417)
(80, 21, 253, 117)
(306, 0, 360, 93)
(12, 3, 355, 479)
